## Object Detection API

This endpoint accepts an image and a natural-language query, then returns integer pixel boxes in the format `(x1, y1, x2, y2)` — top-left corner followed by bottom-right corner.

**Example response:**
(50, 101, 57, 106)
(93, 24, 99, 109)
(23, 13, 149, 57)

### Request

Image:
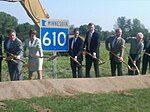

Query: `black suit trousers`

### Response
(142, 54, 150, 74)
(110, 58, 122, 76)
(85, 55, 99, 78)
(70, 59, 82, 78)
(0, 60, 2, 82)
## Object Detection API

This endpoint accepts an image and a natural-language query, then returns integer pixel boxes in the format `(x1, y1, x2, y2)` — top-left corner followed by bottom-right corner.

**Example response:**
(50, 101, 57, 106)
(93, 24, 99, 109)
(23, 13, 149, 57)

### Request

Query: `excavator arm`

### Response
(1, 0, 49, 27)
(20, 0, 49, 27)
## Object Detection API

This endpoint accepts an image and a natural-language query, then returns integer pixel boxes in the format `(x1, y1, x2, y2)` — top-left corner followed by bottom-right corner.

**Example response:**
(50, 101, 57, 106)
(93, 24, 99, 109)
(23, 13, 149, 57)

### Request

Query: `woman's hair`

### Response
(29, 29, 37, 36)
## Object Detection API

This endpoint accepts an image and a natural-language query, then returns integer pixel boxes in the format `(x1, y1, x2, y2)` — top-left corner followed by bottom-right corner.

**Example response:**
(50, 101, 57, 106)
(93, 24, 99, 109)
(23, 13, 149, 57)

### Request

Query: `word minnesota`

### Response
(45, 20, 69, 27)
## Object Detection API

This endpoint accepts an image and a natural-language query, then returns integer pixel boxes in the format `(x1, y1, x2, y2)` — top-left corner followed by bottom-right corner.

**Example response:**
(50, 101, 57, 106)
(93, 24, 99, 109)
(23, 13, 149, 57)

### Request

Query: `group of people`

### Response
(0, 29, 43, 81)
(105, 28, 146, 76)
(69, 23, 100, 78)
(69, 23, 150, 78)
(0, 22, 149, 81)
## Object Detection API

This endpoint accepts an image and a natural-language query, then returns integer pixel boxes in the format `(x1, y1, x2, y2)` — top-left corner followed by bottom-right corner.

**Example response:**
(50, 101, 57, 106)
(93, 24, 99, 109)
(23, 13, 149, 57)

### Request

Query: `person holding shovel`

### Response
(4, 29, 23, 81)
(68, 28, 84, 78)
(125, 32, 144, 75)
(105, 28, 125, 76)
(84, 23, 100, 78)
(0, 32, 3, 82)
(25, 29, 43, 80)
(142, 37, 150, 75)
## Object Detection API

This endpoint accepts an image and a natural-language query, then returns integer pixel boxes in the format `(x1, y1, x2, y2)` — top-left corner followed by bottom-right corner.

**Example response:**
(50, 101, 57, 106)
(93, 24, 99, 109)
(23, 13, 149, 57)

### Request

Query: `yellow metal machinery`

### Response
(20, 0, 49, 27)
(1, 0, 49, 27)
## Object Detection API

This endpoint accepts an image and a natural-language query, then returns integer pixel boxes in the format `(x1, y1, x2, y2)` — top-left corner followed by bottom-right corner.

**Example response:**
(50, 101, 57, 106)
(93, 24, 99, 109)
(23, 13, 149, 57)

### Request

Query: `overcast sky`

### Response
(0, 0, 150, 31)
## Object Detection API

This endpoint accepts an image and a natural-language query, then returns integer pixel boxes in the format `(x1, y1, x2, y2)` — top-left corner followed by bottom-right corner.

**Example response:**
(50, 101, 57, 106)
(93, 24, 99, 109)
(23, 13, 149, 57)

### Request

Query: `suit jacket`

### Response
(144, 40, 150, 53)
(69, 37, 84, 61)
(105, 36, 125, 62)
(0, 35, 2, 60)
(84, 31, 100, 58)
(4, 37, 23, 63)
(125, 37, 143, 61)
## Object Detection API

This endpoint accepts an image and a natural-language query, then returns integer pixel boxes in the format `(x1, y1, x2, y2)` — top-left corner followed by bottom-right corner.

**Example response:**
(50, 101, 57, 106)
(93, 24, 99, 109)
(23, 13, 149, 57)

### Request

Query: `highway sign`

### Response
(40, 19, 69, 51)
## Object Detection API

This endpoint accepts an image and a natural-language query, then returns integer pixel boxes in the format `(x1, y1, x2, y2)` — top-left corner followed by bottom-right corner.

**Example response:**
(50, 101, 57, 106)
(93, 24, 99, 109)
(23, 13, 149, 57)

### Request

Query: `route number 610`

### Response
(43, 31, 67, 46)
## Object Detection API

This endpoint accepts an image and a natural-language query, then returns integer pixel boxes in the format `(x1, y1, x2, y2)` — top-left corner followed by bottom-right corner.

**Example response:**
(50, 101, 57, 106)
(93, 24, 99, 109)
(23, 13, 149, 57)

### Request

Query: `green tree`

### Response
(69, 25, 75, 35)
(15, 22, 36, 42)
(131, 18, 149, 38)
(0, 12, 18, 36)
(114, 16, 132, 38)
(95, 25, 102, 32)
(114, 16, 149, 39)
(79, 24, 103, 39)
(79, 24, 88, 37)
(101, 31, 114, 41)
(95, 25, 102, 40)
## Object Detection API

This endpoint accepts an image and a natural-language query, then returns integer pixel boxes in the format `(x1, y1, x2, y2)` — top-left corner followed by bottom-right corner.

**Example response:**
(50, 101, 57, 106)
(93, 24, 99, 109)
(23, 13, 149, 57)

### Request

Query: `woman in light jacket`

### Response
(26, 29, 43, 80)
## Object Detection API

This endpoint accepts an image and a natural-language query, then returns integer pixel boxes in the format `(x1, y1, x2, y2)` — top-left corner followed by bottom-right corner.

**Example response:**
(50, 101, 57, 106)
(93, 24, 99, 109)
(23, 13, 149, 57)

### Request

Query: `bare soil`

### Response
(0, 75, 150, 100)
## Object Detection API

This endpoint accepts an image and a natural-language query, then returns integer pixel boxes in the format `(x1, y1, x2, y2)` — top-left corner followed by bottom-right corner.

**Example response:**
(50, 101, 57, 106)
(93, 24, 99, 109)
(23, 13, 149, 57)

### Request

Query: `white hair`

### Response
(137, 32, 144, 38)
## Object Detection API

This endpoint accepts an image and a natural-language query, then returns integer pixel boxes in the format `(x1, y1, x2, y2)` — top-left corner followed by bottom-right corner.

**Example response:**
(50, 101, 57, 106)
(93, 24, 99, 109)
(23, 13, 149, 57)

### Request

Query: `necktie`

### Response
(112, 38, 117, 48)
(71, 38, 75, 49)
(88, 33, 92, 50)
(9, 41, 13, 49)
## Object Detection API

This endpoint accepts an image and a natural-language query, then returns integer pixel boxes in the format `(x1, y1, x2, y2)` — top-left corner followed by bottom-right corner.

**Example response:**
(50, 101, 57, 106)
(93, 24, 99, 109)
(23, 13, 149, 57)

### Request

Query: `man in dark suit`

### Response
(84, 23, 100, 78)
(105, 28, 125, 76)
(142, 38, 150, 75)
(4, 29, 23, 81)
(68, 28, 84, 78)
(0, 32, 3, 82)
(142, 37, 150, 75)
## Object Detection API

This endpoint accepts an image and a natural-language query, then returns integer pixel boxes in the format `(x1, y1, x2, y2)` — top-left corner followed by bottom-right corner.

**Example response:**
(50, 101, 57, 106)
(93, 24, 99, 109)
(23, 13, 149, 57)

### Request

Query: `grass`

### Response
(1, 88, 150, 112)
(1, 43, 150, 111)
(1, 42, 149, 81)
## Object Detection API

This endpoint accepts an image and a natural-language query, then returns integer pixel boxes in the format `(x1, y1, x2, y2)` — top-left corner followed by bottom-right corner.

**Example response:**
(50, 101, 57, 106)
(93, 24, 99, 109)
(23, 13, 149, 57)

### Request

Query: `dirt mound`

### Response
(0, 75, 150, 100)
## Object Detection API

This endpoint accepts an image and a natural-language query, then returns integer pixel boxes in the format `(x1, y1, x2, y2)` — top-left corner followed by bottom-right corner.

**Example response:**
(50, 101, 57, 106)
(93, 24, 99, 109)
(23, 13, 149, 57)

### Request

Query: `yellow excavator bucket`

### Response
(20, 0, 49, 27)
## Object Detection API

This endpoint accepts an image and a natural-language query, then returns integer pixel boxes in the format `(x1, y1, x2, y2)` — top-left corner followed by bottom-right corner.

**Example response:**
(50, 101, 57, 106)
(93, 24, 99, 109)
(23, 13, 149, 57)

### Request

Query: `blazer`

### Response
(84, 31, 100, 58)
(0, 35, 2, 60)
(144, 40, 150, 53)
(4, 37, 23, 61)
(105, 36, 125, 62)
(69, 37, 84, 61)
(125, 37, 143, 61)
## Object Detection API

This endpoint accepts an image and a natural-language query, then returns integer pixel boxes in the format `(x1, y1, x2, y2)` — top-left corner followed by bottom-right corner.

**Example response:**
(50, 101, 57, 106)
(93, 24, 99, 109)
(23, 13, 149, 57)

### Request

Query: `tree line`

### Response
(0, 12, 150, 42)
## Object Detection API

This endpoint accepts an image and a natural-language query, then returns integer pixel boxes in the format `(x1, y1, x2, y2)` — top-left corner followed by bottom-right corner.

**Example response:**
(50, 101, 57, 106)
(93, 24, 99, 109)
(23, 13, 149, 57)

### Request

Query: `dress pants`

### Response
(8, 61, 23, 81)
(110, 57, 122, 76)
(85, 54, 99, 78)
(128, 54, 141, 75)
(70, 59, 82, 78)
(0, 60, 2, 82)
(142, 54, 150, 74)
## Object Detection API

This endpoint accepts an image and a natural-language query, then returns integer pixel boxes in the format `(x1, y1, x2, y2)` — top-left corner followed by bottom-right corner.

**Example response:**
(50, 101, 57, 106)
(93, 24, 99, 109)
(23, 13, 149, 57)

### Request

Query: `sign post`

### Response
(40, 19, 69, 78)
(52, 51, 57, 78)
